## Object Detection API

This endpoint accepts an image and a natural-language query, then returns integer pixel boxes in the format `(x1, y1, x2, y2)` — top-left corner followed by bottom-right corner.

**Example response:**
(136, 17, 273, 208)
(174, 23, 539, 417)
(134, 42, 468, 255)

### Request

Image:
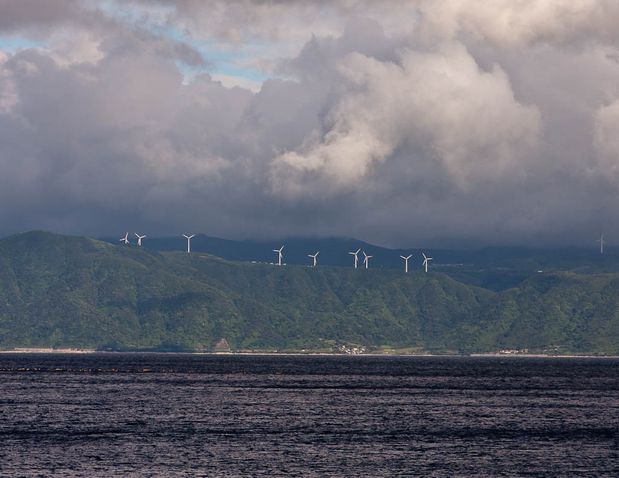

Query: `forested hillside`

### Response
(0, 232, 618, 354)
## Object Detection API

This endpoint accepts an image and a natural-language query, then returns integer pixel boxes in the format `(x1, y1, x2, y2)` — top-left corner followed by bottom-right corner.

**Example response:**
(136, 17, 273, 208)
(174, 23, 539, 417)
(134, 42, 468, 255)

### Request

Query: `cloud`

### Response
(594, 100, 619, 181)
(0, 0, 81, 33)
(0, 42, 252, 232)
(210, 73, 262, 92)
(270, 43, 540, 197)
(0, 0, 619, 246)
(0, 51, 17, 113)
(417, 0, 619, 47)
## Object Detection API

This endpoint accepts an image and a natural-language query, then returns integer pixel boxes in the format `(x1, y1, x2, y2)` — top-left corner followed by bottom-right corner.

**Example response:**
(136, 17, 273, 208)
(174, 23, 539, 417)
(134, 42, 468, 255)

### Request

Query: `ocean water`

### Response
(0, 354, 618, 477)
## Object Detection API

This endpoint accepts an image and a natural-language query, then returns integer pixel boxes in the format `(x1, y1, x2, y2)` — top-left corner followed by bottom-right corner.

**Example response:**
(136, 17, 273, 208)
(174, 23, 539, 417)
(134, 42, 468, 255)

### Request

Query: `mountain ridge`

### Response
(98, 233, 619, 292)
(0, 231, 618, 354)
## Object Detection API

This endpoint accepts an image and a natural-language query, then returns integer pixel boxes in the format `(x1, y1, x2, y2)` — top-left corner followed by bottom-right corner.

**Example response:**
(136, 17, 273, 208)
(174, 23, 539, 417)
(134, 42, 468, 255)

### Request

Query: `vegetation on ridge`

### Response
(0, 231, 618, 354)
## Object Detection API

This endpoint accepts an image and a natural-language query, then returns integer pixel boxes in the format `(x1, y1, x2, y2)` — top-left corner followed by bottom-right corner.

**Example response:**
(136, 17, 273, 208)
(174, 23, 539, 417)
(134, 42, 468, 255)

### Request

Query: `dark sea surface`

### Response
(0, 354, 618, 477)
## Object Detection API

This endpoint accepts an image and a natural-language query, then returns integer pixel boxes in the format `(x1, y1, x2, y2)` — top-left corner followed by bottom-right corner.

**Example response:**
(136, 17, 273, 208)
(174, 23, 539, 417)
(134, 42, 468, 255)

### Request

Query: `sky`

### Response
(1, 0, 619, 247)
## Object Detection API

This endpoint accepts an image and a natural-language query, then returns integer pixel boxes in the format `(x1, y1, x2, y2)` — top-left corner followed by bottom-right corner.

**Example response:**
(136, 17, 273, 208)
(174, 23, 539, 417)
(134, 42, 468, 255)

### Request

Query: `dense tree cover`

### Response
(0, 232, 618, 354)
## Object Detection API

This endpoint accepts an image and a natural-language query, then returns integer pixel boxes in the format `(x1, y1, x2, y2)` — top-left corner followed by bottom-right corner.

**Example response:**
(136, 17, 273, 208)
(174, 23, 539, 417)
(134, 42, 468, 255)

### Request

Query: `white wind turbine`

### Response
(308, 251, 319, 267)
(597, 234, 605, 254)
(422, 252, 432, 273)
(362, 251, 373, 269)
(183, 234, 195, 253)
(119, 232, 130, 245)
(400, 254, 413, 273)
(135, 233, 146, 247)
(273, 245, 284, 266)
(349, 248, 361, 269)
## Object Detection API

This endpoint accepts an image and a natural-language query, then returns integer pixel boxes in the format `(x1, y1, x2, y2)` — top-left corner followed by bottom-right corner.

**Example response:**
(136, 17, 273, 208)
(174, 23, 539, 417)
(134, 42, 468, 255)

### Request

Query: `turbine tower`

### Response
(362, 251, 373, 269)
(135, 233, 146, 247)
(400, 254, 413, 273)
(349, 248, 361, 269)
(422, 252, 433, 273)
(273, 245, 284, 266)
(183, 234, 195, 253)
(600, 234, 605, 254)
(119, 232, 130, 245)
(308, 251, 319, 267)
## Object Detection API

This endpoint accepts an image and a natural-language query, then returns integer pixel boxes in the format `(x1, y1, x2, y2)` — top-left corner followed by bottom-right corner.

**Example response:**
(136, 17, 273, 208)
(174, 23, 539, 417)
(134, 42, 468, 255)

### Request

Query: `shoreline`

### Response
(0, 348, 97, 354)
(0, 349, 618, 359)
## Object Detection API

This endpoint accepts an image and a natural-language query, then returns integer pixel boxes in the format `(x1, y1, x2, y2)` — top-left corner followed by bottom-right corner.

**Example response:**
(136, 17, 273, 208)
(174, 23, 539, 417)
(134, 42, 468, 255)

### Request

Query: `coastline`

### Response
(0, 348, 618, 359)
(0, 348, 96, 354)
(468, 353, 619, 359)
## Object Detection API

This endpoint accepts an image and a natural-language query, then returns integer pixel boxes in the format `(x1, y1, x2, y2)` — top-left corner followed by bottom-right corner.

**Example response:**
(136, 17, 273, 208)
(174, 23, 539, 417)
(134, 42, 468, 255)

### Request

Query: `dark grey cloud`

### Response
(1, 1, 619, 247)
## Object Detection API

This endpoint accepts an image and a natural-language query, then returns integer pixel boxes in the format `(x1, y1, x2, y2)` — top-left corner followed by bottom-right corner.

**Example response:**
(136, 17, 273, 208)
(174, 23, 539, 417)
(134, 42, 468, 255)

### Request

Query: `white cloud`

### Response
(271, 43, 540, 196)
(0, 52, 18, 114)
(48, 29, 104, 66)
(417, 0, 619, 47)
(210, 73, 262, 92)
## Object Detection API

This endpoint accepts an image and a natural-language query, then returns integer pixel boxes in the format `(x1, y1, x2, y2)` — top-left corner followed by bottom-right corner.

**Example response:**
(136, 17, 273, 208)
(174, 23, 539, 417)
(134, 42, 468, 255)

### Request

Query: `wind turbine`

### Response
(273, 245, 284, 266)
(135, 233, 146, 247)
(597, 234, 605, 254)
(349, 248, 361, 269)
(119, 232, 130, 245)
(362, 251, 373, 269)
(183, 234, 195, 253)
(400, 254, 413, 273)
(308, 251, 319, 267)
(422, 252, 432, 273)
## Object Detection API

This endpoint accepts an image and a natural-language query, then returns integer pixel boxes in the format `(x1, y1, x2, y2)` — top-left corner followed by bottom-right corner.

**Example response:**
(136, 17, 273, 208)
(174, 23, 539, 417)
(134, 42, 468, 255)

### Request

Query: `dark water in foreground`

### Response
(0, 354, 618, 477)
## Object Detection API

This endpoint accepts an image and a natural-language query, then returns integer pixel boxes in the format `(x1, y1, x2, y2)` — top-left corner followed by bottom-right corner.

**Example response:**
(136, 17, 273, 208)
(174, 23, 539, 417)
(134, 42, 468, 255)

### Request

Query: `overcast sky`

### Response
(1, 0, 619, 247)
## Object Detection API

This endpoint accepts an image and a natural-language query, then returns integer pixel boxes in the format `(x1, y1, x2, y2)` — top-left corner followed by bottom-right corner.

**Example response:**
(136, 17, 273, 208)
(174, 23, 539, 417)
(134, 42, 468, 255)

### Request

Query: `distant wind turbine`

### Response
(308, 251, 319, 267)
(183, 234, 195, 253)
(273, 245, 284, 266)
(119, 232, 130, 245)
(400, 254, 413, 273)
(349, 248, 361, 269)
(135, 233, 146, 247)
(422, 252, 432, 273)
(597, 234, 605, 254)
(362, 251, 373, 269)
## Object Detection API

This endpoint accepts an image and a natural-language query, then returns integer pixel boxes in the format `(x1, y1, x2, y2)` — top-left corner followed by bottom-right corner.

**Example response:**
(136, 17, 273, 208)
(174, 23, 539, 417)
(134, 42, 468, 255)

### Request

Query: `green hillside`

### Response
(0, 232, 618, 354)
